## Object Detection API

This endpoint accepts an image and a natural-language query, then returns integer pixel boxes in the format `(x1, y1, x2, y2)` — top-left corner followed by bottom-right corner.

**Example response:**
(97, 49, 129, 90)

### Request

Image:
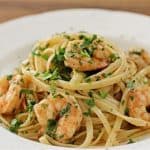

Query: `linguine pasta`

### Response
(0, 32, 150, 148)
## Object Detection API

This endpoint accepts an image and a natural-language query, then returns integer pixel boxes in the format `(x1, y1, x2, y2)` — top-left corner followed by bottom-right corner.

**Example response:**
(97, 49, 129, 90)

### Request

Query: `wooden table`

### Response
(0, 0, 150, 23)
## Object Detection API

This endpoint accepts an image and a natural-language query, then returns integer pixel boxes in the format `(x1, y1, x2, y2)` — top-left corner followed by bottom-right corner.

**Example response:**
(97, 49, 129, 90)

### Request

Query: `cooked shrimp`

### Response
(0, 75, 23, 114)
(34, 95, 83, 142)
(129, 48, 150, 71)
(64, 40, 110, 71)
(0, 76, 9, 95)
(127, 86, 150, 121)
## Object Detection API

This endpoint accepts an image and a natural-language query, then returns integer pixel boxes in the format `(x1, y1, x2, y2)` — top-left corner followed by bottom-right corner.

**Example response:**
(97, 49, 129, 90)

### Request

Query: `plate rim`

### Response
(0, 8, 150, 26)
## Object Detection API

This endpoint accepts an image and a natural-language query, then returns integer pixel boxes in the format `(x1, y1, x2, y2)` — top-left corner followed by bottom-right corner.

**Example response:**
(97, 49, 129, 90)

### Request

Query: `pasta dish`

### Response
(0, 32, 150, 147)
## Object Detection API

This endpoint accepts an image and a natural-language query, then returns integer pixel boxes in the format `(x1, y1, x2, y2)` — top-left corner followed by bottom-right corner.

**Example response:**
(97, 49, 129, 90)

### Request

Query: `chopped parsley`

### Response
(80, 34, 97, 49)
(101, 47, 105, 51)
(40, 54, 49, 60)
(80, 49, 91, 57)
(65, 91, 70, 95)
(20, 89, 33, 96)
(99, 91, 108, 99)
(59, 67, 72, 81)
(32, 51, 49, 60)
(34, 72, 40, 77)
(126, 80, 135, 89)
(32, 51, 40, 57)
(88, 91, 93, 97)
(107, 44, 113, 48)
(51, 47, 71, 81)
(109, 53, 120, 62)
(91, 34, 97, 42)
(49, 85, 57, 98)
(102, 72, 112, 78)
(143, 77, 148, 84)
(9, 119, 21, 133)
(127, 139, 135, 144)
(33, 43, 49, 52)
(59, 103, 71, 117)
(83, 108, 91, 116)
(130, 96, 134, 101)
(85, 77, 92, 83)
(39, 43, 49, 51)
(46, 119, 57, 138)
(63, 34, 71, 40)
(6, 75, 13, 80)
(42, 68, 61, 81)
(125, 107, 129, 116)
(130, 50, 142, 55)
(80, 39, 91, 49)
(27, 100, 36, 112)
(121, 99, 125, 105)
(85, 98, 95, 107)
(52, 47, 65, 63)
(66, 50, 75, 58)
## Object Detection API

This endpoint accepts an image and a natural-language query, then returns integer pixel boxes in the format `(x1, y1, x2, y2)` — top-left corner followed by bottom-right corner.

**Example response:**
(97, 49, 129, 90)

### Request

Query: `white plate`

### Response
(0, 8, 150, 150)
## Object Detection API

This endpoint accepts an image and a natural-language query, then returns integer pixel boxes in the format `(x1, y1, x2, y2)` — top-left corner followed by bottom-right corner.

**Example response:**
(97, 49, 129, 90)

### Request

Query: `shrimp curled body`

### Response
(34, 95, 83, 143)
(0, 75, 22, 114)
(64, 40, 110, 71)
(127, 86, 150, 121)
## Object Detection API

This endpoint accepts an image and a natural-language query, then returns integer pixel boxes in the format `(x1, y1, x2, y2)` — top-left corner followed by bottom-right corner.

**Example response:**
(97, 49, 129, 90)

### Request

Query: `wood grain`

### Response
(0, 0, 150, 23)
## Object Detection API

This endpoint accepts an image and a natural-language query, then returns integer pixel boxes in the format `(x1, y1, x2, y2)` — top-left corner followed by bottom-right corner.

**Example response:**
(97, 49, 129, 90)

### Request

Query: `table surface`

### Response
(0, 0, 150, 23)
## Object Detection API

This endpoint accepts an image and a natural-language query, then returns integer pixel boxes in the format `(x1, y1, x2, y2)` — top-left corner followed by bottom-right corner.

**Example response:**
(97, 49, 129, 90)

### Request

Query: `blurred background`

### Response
(0, 0, 150, 23)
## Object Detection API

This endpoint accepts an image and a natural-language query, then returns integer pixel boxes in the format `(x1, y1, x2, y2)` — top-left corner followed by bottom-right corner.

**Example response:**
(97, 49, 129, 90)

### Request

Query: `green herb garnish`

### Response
(85, 77, 91, 83)
(20, 89, 33, 95)
(121, 99, 125, 105)
(27, 100, 36, 112)
(109, 53, 120, 62)
(49, 83, 57, 98)
(39, 43, 49, 51)
(127, 139, 135, 144)
(126, 80, 135, 89)
(83, 108, 91, 116)
(59, 103, 71, 117)
(80, 34, 97, 49)
(102, 72, 112, 78)
(107, 44, 113, 48)
(6, 75, 13, 80)
(130, 50, 142, 55)
(99, 91, 108, 99)
(52, 47, 71, 81)
(143, 77, 148, 84)
(88, 91, 93, 97)
(33, 43, 49, 52)
(34, 72, 40, 77)
(52, 47, 65, 63)
(130, 96, 134, 101)
(32, 51, 49, 60)
(80, 49, 91, 57)
(42, 68, 61, 81)
(20, 89, 33, 96)
(9, 119, 21, 133)
(46, 119, 57, 138)
(63, 34, 71, 40)
(65, 91, 70, 95)
(85, 98, 95, 107)
(41, 54, 49, 60)
(125, 107, 129, 116)
(91, 34, 97, 42)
